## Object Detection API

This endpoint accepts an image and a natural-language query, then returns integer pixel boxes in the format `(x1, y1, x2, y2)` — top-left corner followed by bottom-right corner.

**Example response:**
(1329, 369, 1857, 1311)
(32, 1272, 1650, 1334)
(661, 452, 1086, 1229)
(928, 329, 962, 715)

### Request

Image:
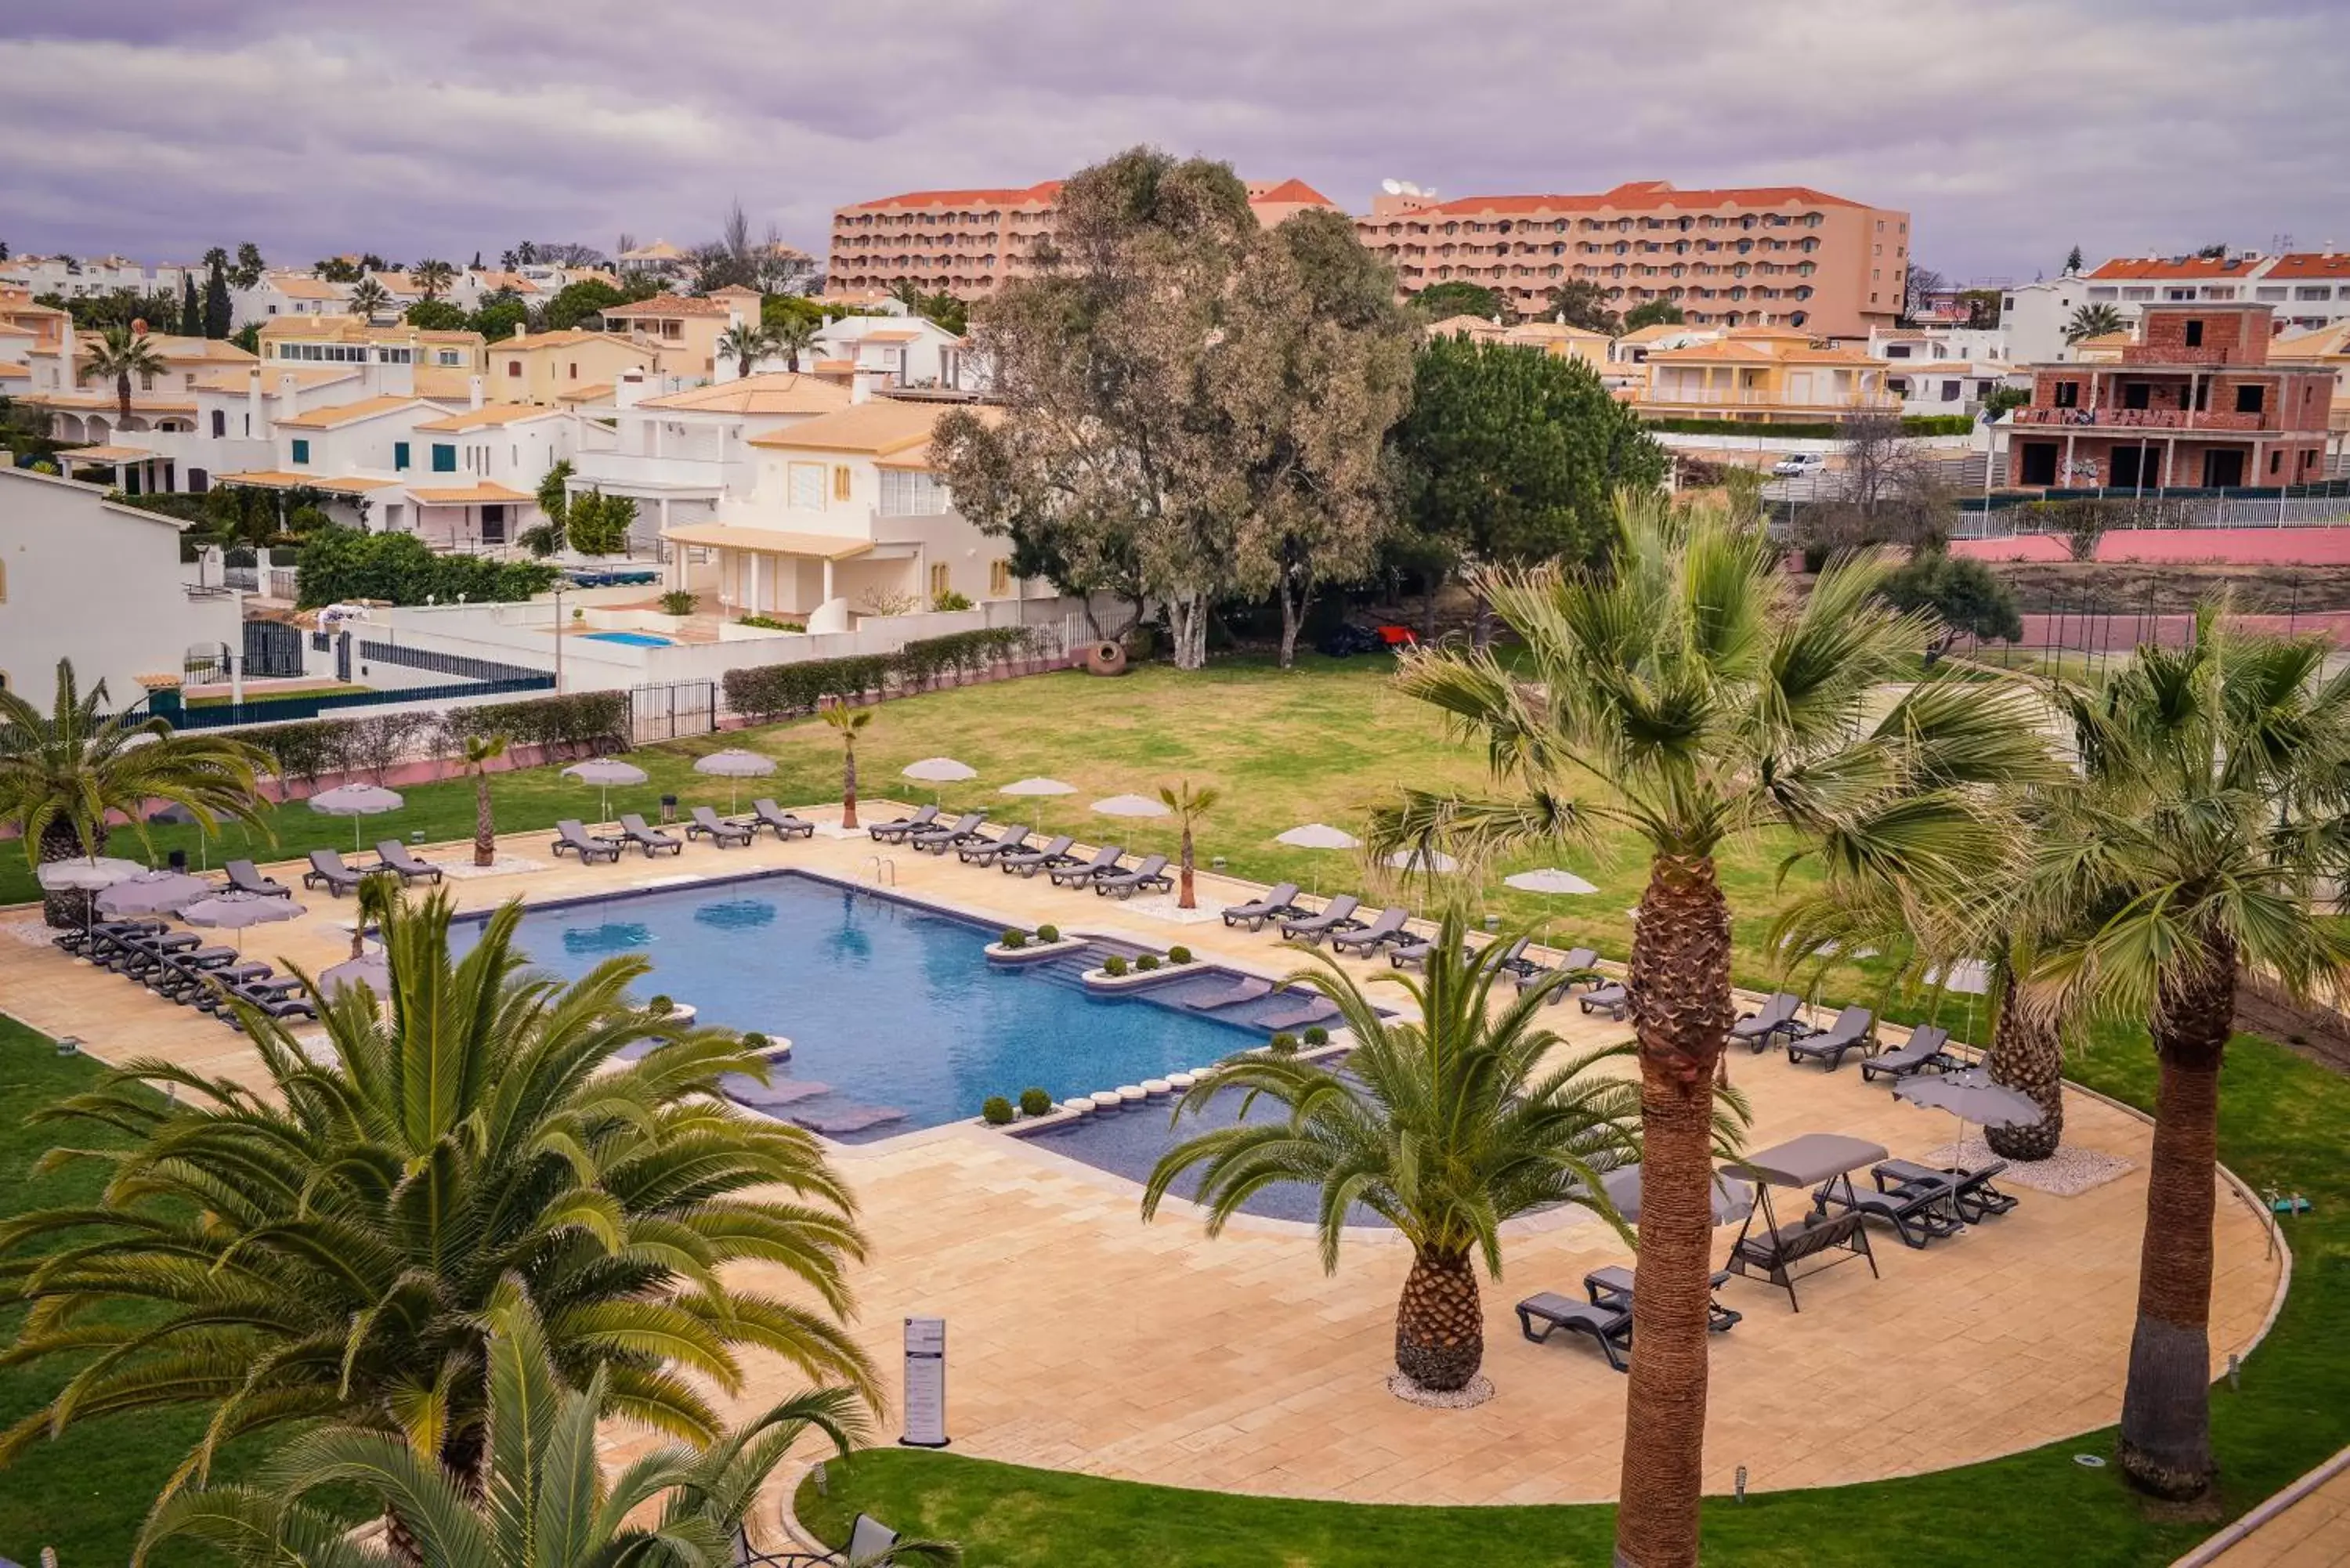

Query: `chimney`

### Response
(248, 366, 266, 430)
(468, 374, 484, 410)
(59, 315, 74, 385)
(279, 371, 298, 405)
(851, 368, 882, 405)
(614, 368, 647, 410)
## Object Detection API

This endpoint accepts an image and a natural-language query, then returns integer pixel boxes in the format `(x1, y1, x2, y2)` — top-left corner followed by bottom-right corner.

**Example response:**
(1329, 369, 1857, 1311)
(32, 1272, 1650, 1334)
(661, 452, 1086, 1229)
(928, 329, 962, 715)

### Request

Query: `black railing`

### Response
(359, 640, 550, 685)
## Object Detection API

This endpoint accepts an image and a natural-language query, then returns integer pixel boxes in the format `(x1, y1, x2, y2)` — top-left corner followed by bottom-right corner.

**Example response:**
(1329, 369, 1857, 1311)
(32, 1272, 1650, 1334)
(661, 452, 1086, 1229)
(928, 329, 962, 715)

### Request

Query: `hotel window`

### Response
(291, 439, 310, 465)
(788, 462, 825, 508)
(506, 360, 522, 377)
(929, 562, 950, 601)
(833, 465, 851, 501)
(989, 559, 1011, 598)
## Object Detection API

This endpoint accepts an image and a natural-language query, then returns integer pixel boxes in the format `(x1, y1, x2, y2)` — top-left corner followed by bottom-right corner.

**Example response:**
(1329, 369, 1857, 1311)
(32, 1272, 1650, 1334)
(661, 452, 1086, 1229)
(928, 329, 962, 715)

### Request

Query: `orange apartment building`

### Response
(825, 177, 1339, 298)
(1354, 180, 1910, 338)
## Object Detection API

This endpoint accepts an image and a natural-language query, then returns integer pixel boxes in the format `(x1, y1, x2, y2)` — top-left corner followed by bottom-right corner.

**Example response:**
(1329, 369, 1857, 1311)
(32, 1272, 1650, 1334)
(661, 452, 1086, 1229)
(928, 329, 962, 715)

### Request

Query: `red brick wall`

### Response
(2135, 305, 2272, 363)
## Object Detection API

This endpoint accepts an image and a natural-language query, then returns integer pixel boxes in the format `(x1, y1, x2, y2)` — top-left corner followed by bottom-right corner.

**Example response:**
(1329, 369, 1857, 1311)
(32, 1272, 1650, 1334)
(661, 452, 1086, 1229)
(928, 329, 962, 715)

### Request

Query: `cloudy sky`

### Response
(3, 0, 2345, 282)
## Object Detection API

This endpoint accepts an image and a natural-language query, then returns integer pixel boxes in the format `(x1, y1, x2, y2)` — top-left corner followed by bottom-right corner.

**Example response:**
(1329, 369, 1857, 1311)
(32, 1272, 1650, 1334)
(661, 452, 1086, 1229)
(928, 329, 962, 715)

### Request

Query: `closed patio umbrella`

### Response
(692, 748, 776, 811)
(562, 758, 649, 826)
(309, 782, 404, 853)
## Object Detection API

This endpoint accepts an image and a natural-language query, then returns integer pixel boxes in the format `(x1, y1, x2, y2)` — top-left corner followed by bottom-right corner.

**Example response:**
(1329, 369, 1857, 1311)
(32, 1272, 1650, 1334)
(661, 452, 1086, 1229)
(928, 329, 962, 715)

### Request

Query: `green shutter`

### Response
(393, 442, 410, 471)
(432, 444, 457, 472)
(291, 439, 309, 465)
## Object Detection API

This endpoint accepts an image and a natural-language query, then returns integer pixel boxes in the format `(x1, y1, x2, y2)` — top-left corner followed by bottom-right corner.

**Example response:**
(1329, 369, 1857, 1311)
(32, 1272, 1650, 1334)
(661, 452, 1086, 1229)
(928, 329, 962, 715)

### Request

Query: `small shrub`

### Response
(742, 1031, 772, 1050)
(647, 994, 674, 1015)
(1136, 954, 1161, 972)
(737, 614, 804, 631)
(1303, 1025, 1329, 1046)
(1103, 955, 1129, 977)
(1018, 1087, 1052, 1118)
(931, 588, 974, 612)
(982, 1095, 1016, 1126)
(999, 928, 1028, 949)
(660, 590, 697, 617)
(1268, 1031, 1300, 1056)
(1036, 923, 1060, 943)
(1168, 945, 1192, 964)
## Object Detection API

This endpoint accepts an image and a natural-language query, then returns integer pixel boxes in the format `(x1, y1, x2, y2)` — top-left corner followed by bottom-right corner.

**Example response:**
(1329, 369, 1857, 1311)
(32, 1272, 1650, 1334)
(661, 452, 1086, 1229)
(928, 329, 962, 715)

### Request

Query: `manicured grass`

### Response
(796, 1023, 2348, 1566)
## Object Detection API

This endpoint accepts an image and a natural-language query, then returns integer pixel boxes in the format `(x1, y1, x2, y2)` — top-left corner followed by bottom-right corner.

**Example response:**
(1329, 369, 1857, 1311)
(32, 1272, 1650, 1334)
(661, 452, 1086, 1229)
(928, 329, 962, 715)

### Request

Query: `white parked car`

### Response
(1771, 453, 1826, 478)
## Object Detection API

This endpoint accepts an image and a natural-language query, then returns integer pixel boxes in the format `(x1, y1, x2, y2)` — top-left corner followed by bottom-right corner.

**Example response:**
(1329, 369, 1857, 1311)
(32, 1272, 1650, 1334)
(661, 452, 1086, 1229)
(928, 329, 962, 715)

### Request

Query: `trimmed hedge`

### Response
(242, 690, 631, 785)
(1642, 414, 1976, 439)
(721, 627, 1038, 721)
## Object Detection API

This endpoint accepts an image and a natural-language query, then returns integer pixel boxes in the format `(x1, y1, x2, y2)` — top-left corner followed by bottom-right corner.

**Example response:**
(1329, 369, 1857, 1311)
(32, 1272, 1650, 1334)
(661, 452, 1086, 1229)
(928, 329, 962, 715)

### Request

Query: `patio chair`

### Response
(1517, 945, 1602, 1003)
(1221, 882, 1302, 932)
(999, 833, 1077, 877)
(1513, 1291, 1632, 1371)
(300, 848, 365, 897)
(222, 858, 292, 898)
(552, 819, 624, 864)
(736, 1512, 903, 1566)
(908, 812, 987, 854)
(1860, 1024, 1959, 1083)
(686, 806, 754, 848)
(1578, 981, 1630, 1020)
(1394, 932, 1530, 973)
(1330, 906, 1412, 956)
(866, 804, 939, 844)
(958, 825, 1031, 865)
(1813, 1168, 1962, 1250)
(1784, 1006, 1877, 1071)
(743, 799, 816, 840)
(1731, 992, 1803, 1053)
(374, 840, 443, 885)
(1277, 894, 1363, 945)
(617, 814, 684, 858)
(1050, 845, 1124, 888)
(1094, 853, 1173, 899)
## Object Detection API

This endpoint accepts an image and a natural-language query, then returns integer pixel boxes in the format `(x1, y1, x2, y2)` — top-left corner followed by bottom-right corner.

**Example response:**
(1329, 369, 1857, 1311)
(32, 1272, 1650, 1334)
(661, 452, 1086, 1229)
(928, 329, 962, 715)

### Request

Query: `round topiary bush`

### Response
(1000, 928, 1028, 949)
(982, 1096, 1015, 1126)
(1269, 1031, 1300, 1056)
(1136, 954, 1161, 972)
(647, 995, 674, 1015)
(1018, 1086, 1052, 1118)
(1169, 945, 1193, 964)
(1303, 1024, 1329, 1046)
(742, 1031, 771, 1051)
(1103, 955, 1129, 977)
(1036, 923, 1060, 943)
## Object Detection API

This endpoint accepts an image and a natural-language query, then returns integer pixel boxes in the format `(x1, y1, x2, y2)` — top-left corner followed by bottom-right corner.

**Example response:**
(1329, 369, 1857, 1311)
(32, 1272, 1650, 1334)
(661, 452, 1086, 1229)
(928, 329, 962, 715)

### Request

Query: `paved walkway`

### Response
(0, 806, 2287, 1505)
(2192, 1451, 2350, 1567)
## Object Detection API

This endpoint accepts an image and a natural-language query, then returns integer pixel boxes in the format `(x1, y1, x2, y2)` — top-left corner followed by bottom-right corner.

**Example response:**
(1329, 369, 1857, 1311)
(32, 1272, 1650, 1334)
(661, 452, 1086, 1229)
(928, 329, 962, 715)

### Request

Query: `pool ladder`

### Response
(863, 854, 897, 887)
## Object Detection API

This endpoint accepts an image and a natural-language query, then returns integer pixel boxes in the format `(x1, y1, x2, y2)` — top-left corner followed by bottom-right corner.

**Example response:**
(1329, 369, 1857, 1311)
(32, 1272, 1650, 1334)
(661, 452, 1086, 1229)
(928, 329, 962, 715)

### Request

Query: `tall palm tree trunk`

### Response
(1986, 973, 2065, 1160)
(116, 370, 133, 424)
(2118, 934, 2232, 1499)
(38, 817, 99, 930)
(473, 772, 496, 867)
(841, 741, 859, 829)
(1615, 851, 1733, 1568)
(1394, 1245, 1482, 1392)
(1177, 824, 1196, 909)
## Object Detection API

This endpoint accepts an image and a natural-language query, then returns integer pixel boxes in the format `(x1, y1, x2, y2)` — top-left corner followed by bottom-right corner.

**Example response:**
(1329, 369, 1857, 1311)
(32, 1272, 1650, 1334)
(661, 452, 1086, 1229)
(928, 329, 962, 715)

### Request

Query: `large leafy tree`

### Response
(78, 323, 168, 424)
(204, 253, 234, 338)
(1545, 279, 1621, 333)
(1145, 913, 1651, 1392)
(2034, 616, 2350, 1499)
(0, 891, 875, 1497)
(0, 659, 271, 924)
(540, 279, 627, 332)
(1390, 334, 1666, 645)
(1372, 493, 2050, 1567)
(1410, 280, 1507, 322)
(1621, 298, 1685, 332)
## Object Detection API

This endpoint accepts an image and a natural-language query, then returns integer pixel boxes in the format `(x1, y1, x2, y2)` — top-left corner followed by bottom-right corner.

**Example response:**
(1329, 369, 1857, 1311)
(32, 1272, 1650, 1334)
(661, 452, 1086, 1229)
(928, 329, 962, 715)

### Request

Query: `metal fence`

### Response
(631, 681, 718, 744)
(358, 639, 550, 685)
(1945, 578, 2350, 685)
(244, 620, 306, 679)
(177, 674, 554, 730)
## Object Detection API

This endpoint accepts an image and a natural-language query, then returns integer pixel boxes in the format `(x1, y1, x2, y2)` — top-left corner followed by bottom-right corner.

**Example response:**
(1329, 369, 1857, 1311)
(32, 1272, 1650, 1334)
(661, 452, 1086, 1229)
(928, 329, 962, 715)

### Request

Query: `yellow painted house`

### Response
(488, 328, 671, 406)
(256, 316, 488, 398)
(1636, 325, 1897, 424)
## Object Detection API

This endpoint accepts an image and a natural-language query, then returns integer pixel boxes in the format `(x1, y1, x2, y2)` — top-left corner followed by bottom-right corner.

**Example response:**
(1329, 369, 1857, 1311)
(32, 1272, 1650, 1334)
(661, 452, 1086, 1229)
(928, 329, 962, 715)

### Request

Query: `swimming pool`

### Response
(466, 870, 1320, 1141)
(582, 630, 674, 648)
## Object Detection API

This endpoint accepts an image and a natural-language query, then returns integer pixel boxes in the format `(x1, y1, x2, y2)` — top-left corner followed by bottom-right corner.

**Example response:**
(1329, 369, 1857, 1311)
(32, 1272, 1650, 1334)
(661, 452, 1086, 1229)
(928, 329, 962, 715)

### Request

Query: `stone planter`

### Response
(984, 935, 1090, 965)
(1079, 959, 1199, 993)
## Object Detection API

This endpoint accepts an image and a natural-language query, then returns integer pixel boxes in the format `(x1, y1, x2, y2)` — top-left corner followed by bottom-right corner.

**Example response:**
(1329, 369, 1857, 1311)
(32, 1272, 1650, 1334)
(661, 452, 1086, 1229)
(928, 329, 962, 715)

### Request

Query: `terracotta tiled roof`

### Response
(193, 366, 356, 394)
(602, 295, 733, 319)
(841, 181, 1064, 213)
(413, 402, 563, 432)
(269, 275, 349, 301)
(1414, 180, 1870, 218)
(2269, 322, 2350, 358)
(2084, 255, 2262, 280)
(2263, 254, 2350, 280)
(638, 372, 852, 417)
(274, 395, 429, 429)
(494, 328, 642, 352)
(215, 471, 400, 493)
(1249, 178, 1336, 208)
(747, 398, 963, 456)
(409, 482, 533, 504)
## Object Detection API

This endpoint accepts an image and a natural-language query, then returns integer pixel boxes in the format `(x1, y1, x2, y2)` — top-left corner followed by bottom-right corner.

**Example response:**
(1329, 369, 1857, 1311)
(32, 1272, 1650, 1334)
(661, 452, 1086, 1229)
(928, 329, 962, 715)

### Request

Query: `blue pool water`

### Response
(582, 630, 674, 648)
(466, 870, 1311, 1141)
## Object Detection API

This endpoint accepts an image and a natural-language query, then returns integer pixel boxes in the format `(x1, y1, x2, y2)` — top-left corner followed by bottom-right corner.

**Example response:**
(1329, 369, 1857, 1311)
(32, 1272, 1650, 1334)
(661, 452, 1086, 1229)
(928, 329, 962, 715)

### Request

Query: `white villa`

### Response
(569, 370, 853, 547)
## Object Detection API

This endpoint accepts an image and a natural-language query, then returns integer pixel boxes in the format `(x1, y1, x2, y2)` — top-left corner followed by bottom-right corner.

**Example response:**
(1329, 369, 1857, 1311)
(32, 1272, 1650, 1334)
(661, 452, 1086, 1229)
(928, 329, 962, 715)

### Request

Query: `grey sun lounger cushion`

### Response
(552, 819, 623, 863)
(618, 814, 684, 857)
(1514, 1291, 1632, 1371)
(1579, 981, 1630, 1019)
(867, 804, 940, 843)
(1222, 883, 1301, 930)
(1732, 992, 1803, 1050)
(1184, 977, 1276, 1010)
(374, 840, 443, 883)
(223, 858, 292, 898)
(1784, 1006, 1876, 1071)
(1050, 846, 1124, 887)
(746, 800, 816, 840)
(304, 848, 365, 895)
(687, 806, 754, 847)
(1517, 945, 1603, 1002)
(998, 833, 1076, 876)
(1877, 1157, 2019, 1223)
(1094, 854, 1172, 898)
(1860, 1024, 1958, 1082)
(1330, 907, 1411, 955)
(1257, 996, 1340, 1031)
(959, 825, 1031, 863)
(1278, 894, 1362, 945)
(909, 812, 987, 853)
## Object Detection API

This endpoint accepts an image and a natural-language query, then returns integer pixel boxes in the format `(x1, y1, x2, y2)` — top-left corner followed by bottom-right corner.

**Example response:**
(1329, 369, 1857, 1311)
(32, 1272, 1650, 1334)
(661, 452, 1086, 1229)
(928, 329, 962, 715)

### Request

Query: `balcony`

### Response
(1641, 385, 1902, 414)
(2009, 407, 2269, 432)
(570, 450, 738, 493)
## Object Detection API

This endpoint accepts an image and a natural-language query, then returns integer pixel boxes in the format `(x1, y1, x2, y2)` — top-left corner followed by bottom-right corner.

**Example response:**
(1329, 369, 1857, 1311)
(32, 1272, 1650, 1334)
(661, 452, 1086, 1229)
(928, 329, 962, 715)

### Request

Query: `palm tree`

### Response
(822, 699, 871, 829)
(1145, 914, 1655, 1393)
(348, 277, 392, 322)
(139, 1295, 953, 1568)
(78, 322, 169, 424)
(464, 731, 508, 867)
(1372, 492, 2050, 1568)
(0, 890, 875, 1500)
(2032, 615, 2350, 1499)
(0, 659, 272, 925)
(716, 321, 779, 378)
(2065, 302, 2126, 344)
(773, 314, 821, 372)
(1155, 779, 1220, 909)
(413, 258, 457, 302)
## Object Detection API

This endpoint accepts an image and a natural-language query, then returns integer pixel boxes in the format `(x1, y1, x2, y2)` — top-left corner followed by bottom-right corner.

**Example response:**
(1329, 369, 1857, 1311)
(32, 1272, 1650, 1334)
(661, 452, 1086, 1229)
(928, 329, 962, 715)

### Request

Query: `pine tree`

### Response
(472, 250, 484, 269)
(179, 273, 201, 337)
(203, 260, 233, 338)
(2064, 244, 2085, 275)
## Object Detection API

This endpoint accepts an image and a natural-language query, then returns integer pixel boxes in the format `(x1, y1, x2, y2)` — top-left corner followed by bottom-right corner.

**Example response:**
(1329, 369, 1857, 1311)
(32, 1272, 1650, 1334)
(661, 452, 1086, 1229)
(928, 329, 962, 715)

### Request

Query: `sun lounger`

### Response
(552, 819, 624, 863)
(686, 806, 754, 847)
(617, 814, 683, 858)
(1222, 883, 1303, 932)
(909, 812, 988, 854)
(1517, 945, 1601, 1003)
(1814, 1167, 1961, 1249)
(1257, 996, 1340, 1031)
(226, 981, 318, 1025)
(1331, 906, 1412, 956)
(958, 825, 1031, 865)
(1182, 976, 1274, 1011)
(1877, 1157, 2019, 1223)
(1094, 854, 1173, 899)
(1513, 1291, 1632, 1371)
(1394, 932, 1531, 973)
(1049, 846, 1124, 888)
(1582, 1264, 1743, 1334)
(1278, 894, 1363, 945)
(1579, 981, 1630, 1019)
(222, 858, 292, 898)
(1784, 1006, 1876, 1071)
(303, 847, 366, 896)
(866, 804, 939, 844)
(374, 840, 443, 885)
(1860, 1024, 1959, 1083)
(63, 917, 164, 957)
(743, 799, 816, 840)
(998, 833, 1076, 877)
(1732, 992, 1803, 1052)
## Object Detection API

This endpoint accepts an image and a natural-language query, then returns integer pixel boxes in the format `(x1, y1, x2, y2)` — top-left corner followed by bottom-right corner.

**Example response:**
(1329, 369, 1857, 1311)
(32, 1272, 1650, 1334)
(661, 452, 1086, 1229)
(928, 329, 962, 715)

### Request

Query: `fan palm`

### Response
(716, 322, 779, 379)
(2065, 302, 2125, 345)
(2032, 613, 2350, 1499)
(0, 889, 875, 1503)
(1155, 779, 1220, 909)
(465, 731, 509, 867)
(1144, 912, 1658, 1393)
(349, 277, 393, 322)
(79, 322, 169, 423)
(821, 700, 871, 829)
(773, 315, 821, 373)
(138, 1292, 952, 1568)
(0, 657, 272, 925)
(414, 259, 458, 302)
(1372, 491, 2051, 1568)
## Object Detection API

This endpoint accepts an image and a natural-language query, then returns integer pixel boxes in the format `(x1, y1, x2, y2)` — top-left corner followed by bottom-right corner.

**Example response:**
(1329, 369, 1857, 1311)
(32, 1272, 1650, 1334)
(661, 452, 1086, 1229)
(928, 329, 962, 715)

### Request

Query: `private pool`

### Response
(581, 630, 674, 648)
(464, 870, 1329, 1142)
